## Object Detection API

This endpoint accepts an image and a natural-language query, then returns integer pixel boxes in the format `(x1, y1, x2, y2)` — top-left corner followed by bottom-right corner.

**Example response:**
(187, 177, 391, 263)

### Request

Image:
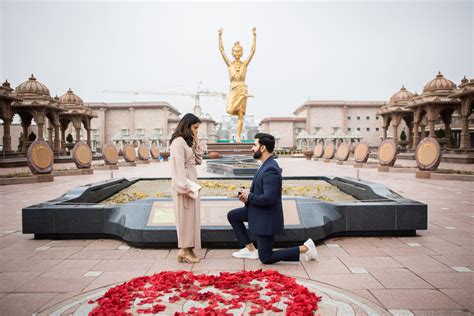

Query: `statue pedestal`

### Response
(207, 143, 253, 157)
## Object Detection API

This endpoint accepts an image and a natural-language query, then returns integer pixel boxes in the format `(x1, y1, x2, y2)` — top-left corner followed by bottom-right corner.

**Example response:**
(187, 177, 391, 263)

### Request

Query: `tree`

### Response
(17, 132, 23, 152)
(28, 131, 36, 142)
(66, 133, 74, 143)
(400, 130, 407, 141)
(435, 129, 446, 139)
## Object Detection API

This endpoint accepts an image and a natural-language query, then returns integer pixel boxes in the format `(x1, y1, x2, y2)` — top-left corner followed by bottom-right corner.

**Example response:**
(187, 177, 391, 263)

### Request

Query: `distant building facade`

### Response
(259, 117, 307, 149)
(261, 101, 387, 149)
(83, 102, 217, 152)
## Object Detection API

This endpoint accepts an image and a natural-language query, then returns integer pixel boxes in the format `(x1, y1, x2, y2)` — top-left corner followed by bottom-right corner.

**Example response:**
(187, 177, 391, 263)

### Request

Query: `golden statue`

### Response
(218, 27, 256, 142)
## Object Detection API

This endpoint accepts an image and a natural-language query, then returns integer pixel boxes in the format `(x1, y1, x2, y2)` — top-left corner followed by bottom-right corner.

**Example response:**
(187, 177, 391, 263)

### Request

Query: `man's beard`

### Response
(253, 150, 262, 160)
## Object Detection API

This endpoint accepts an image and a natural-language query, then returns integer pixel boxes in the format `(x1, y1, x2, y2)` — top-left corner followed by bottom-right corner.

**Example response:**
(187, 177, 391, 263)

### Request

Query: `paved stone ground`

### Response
(0, 158, 473, 315)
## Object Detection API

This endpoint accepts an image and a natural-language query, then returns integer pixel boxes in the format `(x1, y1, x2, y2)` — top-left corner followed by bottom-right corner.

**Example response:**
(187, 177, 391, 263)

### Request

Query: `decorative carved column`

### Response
(36, 115, 45, 141)
(72, 119, 82, 143)
(87, 128, 92, 148)
(2, 116, 13, 152)
(460, 115, 470, 149)
(47, 124, 54, 149)
(21, 117, 31, 152)
(391, 115, 401, 147)
(393, 124, 399, 146)
(407, 123, 413, 149)
(441, 114, 452, 148)
(412, 122, 419, 150)
(60, 121, 67, 153)
(428, 120, 436, 137)
(420, 124, 426, 140)
(382, 126, 388, 140)
(54, 118, 61, 154)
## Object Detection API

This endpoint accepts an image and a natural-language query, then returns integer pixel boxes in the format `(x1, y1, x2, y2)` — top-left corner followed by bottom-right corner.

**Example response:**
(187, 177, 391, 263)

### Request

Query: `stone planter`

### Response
(398, 140, 409, 151)
(65, 142, 75, 153)
(160, 152, 170, 161)
(302, 150, 314, 160)
(208, 151, 220, 159)
(436, 138, 448, 149)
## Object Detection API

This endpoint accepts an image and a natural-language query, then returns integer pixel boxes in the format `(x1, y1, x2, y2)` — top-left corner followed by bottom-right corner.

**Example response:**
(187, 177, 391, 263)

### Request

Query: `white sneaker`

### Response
(232, 247, 259, 259)
(303, 238, 318, 261)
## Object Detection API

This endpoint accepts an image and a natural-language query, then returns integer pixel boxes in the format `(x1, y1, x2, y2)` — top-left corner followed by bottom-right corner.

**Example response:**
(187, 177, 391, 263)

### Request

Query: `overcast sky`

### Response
(1, 0, 473, 122)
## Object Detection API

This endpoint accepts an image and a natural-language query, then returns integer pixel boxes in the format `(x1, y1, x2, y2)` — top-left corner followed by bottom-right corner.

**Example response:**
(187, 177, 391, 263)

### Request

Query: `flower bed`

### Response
(101, 179, 358, 204)
(89, 270, 321, 315)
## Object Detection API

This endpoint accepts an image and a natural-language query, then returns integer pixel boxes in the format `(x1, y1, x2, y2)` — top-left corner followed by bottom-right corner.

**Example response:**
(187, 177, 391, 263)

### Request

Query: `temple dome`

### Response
(389, 85, 414, 102)
(15, 74, 51, 97)
(423, 72, 456, 93)
(59, 88, 84, 106)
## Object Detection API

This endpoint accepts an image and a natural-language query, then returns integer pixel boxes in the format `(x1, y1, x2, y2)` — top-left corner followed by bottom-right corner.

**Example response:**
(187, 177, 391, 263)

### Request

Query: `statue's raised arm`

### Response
(244, 27, 257, 65)
(218, 28, 230, 67)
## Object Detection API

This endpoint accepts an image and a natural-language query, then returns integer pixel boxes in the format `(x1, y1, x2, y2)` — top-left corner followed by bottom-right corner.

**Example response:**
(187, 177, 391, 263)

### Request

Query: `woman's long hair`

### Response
(170, 113, 201, 147)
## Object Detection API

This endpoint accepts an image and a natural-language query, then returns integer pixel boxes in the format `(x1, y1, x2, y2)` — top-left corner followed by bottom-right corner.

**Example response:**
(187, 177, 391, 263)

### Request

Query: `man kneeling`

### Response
(227, 133, 318, 264)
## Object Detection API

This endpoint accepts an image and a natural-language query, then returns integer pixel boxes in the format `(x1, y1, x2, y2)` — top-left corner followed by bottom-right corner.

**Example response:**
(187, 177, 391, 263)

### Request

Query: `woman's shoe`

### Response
(177, 248, 200, 263)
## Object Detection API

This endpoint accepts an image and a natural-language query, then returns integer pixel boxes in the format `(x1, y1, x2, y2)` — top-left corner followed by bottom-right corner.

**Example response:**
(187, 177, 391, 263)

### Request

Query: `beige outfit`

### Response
(170, 137, 202, 249)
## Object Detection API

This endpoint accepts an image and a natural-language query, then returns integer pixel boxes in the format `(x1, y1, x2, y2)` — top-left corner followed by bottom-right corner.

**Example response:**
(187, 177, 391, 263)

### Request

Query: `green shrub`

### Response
(28, 131, 36, 142)
(435, 129, 446, 138)
(66, 133, 74, 143)
(400, 130, 407, 141)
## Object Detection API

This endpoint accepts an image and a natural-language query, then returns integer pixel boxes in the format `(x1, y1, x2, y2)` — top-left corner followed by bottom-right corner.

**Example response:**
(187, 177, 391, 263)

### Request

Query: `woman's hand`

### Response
(193, 134, 201, 150)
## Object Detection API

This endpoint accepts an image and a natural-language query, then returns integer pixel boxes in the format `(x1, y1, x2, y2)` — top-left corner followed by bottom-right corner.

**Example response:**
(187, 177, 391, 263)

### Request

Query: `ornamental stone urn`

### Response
(398, 140, 409, 151)
(160, 151, 170, 161)
(209, 151, 220, 159)
(302, 150, 314, 160)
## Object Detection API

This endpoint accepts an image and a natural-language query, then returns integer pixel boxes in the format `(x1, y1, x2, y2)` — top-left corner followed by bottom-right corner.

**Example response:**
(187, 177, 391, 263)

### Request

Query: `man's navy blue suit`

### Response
(227, 156, 300, 264)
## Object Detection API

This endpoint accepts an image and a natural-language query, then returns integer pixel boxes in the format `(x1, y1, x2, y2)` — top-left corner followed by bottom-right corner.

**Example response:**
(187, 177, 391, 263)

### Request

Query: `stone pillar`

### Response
(47, 125, 54, 148)
(393, 124, 399, 147)
(460, 115, 470, 149)
(420, 125, 426, 140)
(407, 124, 413, 149)
(75, 127, 81, 143)
(54, 125, 61, 154)
(2, 117, 13, 152)
(86, 128, 92, 148)
(21, 122, 29, 152)
(73, 120, 82, 143)
(382, 126, 388, 140)
(444, 121, 452, 149)
(428, 119, 436, 138)
(412, 122, 419, 150)
(60, 123, 67, 153)
(37, 123, 44, 141)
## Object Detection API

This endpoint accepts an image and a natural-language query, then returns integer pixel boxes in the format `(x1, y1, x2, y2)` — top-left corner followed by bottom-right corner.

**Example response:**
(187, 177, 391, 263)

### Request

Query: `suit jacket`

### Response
(247, 156, 284, 236)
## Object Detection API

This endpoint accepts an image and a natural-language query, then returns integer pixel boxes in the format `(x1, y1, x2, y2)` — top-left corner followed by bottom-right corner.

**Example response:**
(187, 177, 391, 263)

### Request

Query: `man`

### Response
(227, 133, 318, 264)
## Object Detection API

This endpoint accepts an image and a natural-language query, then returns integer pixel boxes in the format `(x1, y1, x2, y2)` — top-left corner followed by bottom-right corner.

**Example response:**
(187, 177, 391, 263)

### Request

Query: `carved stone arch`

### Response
(382, 114, 392, 128)
(44, 109, 57, 126)
(82, 116, 90, 130)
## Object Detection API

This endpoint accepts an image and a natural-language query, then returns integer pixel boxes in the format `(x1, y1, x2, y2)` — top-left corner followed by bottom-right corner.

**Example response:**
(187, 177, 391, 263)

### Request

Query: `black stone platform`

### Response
(207, 143, 253, 156)
(206, 156, 259, 176)
(22, 177, 427, 248)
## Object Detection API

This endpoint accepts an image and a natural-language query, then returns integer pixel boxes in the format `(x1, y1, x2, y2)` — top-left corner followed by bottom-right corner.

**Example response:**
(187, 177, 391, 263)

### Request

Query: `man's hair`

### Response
(254, 133, 275, 153)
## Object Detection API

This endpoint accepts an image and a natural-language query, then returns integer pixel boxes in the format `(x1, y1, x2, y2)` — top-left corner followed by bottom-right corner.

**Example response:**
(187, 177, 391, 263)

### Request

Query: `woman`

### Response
(169, 113, 202, 263)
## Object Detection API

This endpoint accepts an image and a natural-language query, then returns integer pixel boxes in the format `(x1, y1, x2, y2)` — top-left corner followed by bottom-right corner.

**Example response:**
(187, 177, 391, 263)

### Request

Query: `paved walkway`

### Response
(0, 158, 473, 315)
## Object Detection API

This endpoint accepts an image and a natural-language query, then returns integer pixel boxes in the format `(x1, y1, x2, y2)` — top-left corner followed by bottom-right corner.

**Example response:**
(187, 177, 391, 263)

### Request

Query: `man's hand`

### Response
(239, 188, 250, 203)
(218, 28, 223, 36)
(252, 27, 256, 36)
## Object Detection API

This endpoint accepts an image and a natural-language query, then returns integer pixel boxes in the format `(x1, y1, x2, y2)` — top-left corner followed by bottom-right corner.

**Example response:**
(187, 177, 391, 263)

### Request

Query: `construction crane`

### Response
(103, 83, 226, 117)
